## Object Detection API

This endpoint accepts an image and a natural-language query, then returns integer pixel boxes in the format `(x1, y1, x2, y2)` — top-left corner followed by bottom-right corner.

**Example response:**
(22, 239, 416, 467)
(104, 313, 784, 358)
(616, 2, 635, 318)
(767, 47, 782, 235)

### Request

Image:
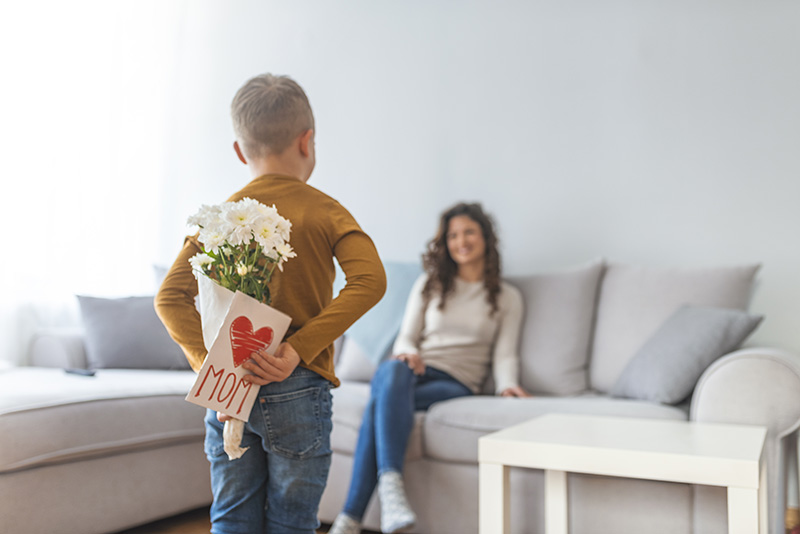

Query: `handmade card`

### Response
(186, 287, 292, 420)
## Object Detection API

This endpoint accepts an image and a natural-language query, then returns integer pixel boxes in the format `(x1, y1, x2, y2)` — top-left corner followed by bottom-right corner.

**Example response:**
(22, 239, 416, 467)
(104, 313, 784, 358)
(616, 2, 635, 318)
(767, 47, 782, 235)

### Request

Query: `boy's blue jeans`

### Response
(343, 359, 472, 520)
(204, 366, 333, 534)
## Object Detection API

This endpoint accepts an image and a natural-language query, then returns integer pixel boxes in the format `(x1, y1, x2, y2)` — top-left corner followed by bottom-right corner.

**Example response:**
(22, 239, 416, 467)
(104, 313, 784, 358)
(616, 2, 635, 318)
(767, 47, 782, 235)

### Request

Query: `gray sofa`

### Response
(2, 260, 799, 534)
(318, 260, 800, 534)
(0, 330, 211, 534)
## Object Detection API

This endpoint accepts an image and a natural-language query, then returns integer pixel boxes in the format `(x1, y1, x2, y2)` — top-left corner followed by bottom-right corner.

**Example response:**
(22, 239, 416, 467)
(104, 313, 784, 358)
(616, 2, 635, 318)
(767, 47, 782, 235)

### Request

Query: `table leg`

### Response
(479, 462, 510, 534)
(545, 470, 568, 534)
(727, 487, 759, 534)
(759, 459, 768, 534)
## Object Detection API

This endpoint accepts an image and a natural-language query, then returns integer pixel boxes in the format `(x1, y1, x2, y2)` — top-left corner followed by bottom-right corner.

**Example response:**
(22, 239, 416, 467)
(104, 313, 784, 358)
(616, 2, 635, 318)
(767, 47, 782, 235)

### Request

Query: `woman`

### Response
(330, 202, 529, 534)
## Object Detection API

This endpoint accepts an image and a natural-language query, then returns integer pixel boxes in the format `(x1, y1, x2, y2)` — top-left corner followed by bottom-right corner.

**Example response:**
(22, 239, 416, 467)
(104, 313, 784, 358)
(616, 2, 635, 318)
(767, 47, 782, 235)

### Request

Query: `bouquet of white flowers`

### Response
(187, 197, 296, 305)
(185, 197, 295, 460)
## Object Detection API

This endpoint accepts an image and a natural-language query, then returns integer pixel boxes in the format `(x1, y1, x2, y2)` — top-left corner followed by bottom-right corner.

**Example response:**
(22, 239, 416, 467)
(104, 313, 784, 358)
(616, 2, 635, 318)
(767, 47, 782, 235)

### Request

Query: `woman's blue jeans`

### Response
(342, 359, 472, 520)
(204, 366, 333, 534)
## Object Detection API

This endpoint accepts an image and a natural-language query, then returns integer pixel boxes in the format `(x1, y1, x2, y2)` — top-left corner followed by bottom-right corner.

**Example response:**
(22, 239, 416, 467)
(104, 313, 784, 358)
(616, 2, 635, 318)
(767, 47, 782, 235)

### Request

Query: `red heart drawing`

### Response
(229, 316, 274, 367)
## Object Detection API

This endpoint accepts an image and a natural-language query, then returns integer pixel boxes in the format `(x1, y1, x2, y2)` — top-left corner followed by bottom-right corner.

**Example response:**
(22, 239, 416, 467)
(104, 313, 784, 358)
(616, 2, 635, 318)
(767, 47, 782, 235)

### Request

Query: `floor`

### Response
(114, 506, 381, 534)
(114, 507, 213, 534)
(117, 506, 800, 534)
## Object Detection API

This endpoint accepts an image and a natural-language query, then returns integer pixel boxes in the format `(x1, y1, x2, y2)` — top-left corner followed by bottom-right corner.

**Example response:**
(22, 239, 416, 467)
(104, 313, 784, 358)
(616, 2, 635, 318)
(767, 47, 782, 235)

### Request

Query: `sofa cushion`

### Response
(506, 259, 604, 396)
(423, 394, 689, 464)
(0, 368, 204, 473)
(29, 328, 88, 368)
(335, 261, 423, 364)
(77, 295, 191, 370)
(589, 263, 760, 393)
(330, 381, 424, 461)
(611, 306, 763, 404)
(335, 336, 378, 383)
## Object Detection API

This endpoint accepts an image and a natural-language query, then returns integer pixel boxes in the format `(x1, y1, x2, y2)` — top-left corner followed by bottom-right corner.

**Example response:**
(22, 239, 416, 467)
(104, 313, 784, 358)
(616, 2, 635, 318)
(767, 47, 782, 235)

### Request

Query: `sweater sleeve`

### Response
(491, 283, 524, 394)
(286, 229, 386, 365)
(392, 275, 428, 355)
(154, 235, 206, 372)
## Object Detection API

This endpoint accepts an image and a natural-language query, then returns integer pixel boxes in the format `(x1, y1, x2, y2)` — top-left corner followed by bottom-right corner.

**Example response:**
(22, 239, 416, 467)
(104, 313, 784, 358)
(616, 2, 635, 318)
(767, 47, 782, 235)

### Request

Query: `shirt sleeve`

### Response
(392, 274, 428, 355)
(286, 228, 387, 365)
(154, 235, 206, 372)
(491, 283, 524, 394)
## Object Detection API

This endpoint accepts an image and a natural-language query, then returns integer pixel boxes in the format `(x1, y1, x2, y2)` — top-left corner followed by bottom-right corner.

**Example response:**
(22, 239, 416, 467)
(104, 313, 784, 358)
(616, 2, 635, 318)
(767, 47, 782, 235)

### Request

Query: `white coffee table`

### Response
(478, 414, 767, 534)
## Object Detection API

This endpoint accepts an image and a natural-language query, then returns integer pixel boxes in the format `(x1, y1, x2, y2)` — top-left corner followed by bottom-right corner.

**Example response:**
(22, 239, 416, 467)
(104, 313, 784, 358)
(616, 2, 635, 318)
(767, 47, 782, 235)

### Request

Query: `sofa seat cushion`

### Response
(423, 394, 689, 464)
(331, 381, 424, 461)
(0, 368, 205, 473)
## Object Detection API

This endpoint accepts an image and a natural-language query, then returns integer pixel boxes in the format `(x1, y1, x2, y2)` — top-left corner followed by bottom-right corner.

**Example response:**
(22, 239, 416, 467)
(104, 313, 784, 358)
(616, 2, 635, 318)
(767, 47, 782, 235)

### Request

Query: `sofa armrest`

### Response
(691, 347, 800, 434)
(691, 347, 800, 534)
(28, 328, 88, 369)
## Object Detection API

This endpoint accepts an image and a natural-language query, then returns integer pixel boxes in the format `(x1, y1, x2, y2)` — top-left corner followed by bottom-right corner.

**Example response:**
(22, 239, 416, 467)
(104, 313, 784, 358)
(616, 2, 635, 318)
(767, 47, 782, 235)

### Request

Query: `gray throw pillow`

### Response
(610, 305, 763, 404)
(77, 295, 190, 370)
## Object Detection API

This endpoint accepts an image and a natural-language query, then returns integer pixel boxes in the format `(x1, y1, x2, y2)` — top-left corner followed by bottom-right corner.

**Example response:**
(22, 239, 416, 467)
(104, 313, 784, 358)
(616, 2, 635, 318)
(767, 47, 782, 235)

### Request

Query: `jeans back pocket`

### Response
(259, 385, 330, 459)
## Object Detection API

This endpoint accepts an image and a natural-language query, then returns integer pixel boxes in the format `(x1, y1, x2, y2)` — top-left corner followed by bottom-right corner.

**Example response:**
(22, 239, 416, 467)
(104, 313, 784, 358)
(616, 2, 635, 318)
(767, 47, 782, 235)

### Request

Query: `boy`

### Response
(155, 74, 386, 534)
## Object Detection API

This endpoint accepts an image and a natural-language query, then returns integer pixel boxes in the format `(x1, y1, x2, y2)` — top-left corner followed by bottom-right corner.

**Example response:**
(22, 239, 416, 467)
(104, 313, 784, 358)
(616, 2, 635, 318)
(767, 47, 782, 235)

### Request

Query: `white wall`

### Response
(156, 0, 800, 351)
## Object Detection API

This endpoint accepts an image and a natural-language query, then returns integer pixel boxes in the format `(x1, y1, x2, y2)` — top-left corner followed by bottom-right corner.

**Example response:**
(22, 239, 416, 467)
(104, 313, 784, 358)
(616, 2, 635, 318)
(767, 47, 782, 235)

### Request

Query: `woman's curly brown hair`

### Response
(422, 202, 502, 315)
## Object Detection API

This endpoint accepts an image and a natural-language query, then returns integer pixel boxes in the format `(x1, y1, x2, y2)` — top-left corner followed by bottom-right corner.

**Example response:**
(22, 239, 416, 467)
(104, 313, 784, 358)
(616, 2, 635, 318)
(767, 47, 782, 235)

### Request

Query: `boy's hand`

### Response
(242, 342, 301, 385)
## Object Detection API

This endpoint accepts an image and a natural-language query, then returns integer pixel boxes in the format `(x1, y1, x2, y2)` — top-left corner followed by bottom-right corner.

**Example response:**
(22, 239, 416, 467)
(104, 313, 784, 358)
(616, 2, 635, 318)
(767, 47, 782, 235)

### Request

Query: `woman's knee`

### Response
(372, 359, 414, 389)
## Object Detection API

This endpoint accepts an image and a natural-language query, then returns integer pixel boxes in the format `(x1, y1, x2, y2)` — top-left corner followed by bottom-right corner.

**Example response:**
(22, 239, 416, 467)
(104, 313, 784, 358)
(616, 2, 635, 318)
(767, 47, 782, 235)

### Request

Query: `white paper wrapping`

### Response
(197, 274, 235, 350)
(190, 275, 291, 460)
(222, 418, 249, 460)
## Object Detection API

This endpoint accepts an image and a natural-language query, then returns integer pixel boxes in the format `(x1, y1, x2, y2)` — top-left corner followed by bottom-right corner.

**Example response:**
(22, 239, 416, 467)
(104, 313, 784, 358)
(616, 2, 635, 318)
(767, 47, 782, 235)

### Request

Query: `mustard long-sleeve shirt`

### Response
(155, 174, 386, 387)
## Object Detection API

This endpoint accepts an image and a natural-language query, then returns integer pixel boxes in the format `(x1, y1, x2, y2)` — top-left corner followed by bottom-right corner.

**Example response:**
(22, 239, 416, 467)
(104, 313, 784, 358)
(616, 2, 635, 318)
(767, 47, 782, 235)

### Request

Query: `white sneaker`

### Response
(378, 470, 416, 533)
(329, 513, 361, 534)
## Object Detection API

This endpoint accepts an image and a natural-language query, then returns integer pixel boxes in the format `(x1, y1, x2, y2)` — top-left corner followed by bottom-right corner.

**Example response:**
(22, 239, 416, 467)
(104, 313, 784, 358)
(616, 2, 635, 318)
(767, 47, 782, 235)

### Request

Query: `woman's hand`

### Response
(500, 385, 532, 398)
(393, 353, 426, 375)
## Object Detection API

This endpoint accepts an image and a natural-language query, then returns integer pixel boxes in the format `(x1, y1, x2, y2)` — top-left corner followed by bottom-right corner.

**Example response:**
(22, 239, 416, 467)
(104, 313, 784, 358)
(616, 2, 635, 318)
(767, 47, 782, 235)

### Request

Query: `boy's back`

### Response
(158, 173, 384, 385)
(155, 73, 385, 534)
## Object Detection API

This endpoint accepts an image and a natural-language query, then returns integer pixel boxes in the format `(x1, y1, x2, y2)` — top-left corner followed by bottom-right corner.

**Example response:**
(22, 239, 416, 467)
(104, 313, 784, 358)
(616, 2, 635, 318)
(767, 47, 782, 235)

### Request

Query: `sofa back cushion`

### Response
(589, 263, 760, 393)
(506, 259, 604, 396)
(332, 260, 423, 365)
(77, 295, 191, 370)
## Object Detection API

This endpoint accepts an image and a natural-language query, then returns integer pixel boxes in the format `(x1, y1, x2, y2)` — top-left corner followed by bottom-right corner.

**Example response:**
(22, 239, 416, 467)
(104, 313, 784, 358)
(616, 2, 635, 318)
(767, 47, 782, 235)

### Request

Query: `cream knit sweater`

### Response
(392, 275, 524, 394)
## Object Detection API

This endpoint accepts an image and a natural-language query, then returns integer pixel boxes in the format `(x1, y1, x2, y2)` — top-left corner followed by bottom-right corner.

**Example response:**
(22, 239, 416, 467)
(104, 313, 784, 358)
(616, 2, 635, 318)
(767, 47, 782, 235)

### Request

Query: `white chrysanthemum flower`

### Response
(276, 243, 296, 271)
(240, 197, 268, 212)
(227, 227, 252, 246)
(199, 228, 229, 254)
(187, 204, 221, 229)
(275, 216, 292, 241)
(189, 253, 214, 270)
(256, 203, 279, 220)
(253, 219, 276, 244)
(222, 201, 259, 245)
(277, 242, 295, 258)
(236, 263, 251, 277)
(264, 247, 280, 261)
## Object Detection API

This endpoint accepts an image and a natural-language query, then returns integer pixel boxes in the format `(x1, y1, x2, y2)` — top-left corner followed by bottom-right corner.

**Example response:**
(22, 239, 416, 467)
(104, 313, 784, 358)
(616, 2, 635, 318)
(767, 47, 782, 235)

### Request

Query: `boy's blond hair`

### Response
(231, 74, 315, 159)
